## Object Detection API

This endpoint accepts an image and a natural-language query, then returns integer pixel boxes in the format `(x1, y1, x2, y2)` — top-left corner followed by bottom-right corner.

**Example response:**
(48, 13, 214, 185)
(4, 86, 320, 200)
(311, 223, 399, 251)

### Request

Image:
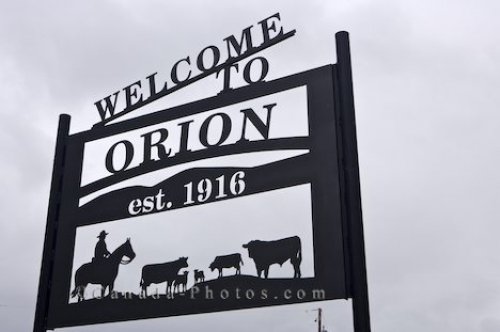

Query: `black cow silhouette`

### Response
(243, 236, 302, 279)
(173, 271, 189, 293)
(194, 269, 205, 283)
(140, 257, 188, 297)
(209, 253, 243, 278)
(70, 238, 136, 301)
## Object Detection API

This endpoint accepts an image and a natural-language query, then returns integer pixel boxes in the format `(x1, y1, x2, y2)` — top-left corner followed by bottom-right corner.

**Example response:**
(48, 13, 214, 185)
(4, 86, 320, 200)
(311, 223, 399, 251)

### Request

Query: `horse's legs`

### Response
(79, 285, 86, 302)
(76, 286, 82, 302)
(109, 281, 115, 296)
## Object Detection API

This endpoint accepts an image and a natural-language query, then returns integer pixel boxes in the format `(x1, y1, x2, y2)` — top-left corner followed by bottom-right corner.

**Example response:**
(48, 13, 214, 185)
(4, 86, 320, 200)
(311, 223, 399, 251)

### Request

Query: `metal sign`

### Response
(34, 15, 370, 332)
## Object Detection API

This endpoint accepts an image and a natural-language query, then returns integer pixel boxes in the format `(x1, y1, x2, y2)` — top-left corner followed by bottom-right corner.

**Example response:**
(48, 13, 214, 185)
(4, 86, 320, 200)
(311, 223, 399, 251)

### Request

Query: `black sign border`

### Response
(44, 64, 346, 328)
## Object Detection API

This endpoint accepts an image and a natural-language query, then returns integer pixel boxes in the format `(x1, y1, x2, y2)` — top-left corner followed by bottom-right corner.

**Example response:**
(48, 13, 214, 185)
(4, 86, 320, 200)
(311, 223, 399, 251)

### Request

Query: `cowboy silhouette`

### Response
(93, 230, 111, 264)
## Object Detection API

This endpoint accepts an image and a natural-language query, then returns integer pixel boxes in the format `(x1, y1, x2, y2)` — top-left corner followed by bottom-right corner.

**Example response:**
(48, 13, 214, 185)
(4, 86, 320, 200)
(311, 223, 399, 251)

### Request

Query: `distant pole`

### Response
(317, 308, 322, 332)
(312, 308, 323, 332)
(334, 31, 371, 332)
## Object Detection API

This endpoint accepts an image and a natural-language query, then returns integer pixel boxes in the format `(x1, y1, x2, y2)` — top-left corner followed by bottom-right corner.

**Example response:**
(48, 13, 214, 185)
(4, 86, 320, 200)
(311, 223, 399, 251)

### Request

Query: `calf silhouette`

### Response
(140, 257, 188, 297)
(209, 253, 243, 278)
(243, 236, 302, 279)
(173, 271, 189, 293)
(194, 269, 205, 283)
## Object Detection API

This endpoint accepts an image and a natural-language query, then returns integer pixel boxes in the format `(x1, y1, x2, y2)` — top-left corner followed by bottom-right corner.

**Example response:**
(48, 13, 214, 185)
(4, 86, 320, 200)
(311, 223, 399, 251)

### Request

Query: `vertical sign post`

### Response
(335, 31, 371, 332)
(33, 115, 71, 332)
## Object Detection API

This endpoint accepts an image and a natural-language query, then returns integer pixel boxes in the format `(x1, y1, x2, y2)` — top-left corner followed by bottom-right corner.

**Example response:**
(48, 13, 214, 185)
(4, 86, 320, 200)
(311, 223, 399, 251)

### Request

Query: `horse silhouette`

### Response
(71, 238, 136, 301)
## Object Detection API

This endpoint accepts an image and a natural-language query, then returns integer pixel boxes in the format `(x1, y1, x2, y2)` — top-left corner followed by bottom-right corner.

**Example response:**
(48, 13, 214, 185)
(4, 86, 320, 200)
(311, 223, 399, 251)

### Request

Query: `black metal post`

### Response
(317, 308, 322, 332)
(334, 31, 371, 332)
(33, 114, 71, 332)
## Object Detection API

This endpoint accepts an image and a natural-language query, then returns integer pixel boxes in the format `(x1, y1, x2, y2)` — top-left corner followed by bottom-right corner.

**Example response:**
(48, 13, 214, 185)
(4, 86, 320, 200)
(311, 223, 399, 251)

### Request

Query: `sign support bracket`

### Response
(33, 114, 71, 332)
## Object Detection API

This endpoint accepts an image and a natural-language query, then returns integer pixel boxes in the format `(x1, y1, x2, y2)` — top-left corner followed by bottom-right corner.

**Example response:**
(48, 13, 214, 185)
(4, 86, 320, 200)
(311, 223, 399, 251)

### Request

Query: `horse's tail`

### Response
(140, 278, 143, 287)
(70, 286, 78, 298)
(239, 254, 244, 266)
(71, 268, 82, 298)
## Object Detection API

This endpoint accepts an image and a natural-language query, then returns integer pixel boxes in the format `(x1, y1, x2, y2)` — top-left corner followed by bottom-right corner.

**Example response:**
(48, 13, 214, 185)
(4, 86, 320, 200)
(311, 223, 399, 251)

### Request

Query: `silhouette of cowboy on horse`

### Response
(71, 230, 136, 301)
(93, 230, 111, 264)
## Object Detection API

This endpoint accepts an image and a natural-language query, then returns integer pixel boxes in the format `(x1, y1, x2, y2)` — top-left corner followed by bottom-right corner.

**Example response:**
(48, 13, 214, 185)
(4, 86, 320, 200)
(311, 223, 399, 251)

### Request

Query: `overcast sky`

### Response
(1, 0, 500, 331)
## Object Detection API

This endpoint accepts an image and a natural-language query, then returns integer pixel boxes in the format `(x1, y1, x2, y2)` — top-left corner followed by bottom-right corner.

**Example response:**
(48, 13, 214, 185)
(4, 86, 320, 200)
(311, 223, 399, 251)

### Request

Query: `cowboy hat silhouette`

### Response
(97, 230, 108, 238)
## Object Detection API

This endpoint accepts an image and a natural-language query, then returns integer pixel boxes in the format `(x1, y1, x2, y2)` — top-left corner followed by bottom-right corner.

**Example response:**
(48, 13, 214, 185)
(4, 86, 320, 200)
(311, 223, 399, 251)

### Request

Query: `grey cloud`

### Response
(1, 0, 499, 331)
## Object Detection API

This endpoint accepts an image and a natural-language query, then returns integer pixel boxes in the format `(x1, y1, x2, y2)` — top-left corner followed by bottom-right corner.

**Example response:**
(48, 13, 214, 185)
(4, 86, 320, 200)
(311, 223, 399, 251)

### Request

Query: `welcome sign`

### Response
(93, 13, 295, 126)
(34, 13, 370, 332)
